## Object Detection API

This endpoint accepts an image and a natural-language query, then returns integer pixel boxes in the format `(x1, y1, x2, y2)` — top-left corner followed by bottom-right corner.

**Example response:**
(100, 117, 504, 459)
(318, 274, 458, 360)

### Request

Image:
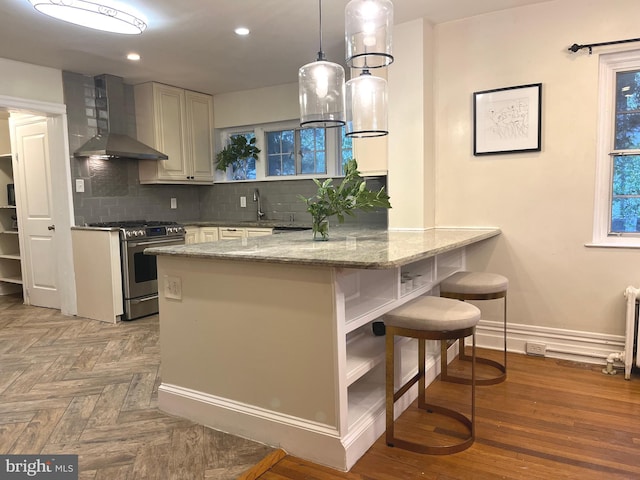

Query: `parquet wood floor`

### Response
(0, 295, 275, 479)
(259, 349, 640, 480)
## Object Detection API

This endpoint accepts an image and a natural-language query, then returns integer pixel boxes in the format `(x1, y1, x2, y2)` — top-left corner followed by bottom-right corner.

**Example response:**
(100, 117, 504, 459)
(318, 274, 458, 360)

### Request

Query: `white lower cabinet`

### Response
(184, 226, 200, 245)
(185, 225, 273, 243)
(200, 227, 219, 242)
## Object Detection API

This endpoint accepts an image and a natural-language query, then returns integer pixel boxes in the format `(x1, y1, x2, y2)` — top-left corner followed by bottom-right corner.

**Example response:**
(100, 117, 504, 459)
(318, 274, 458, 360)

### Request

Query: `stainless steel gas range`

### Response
(88, 220, 185, 320)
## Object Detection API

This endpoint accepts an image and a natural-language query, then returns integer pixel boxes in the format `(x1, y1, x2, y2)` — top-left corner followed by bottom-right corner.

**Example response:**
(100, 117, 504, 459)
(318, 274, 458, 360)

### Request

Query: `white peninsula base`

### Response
(151, 228, 500, 471)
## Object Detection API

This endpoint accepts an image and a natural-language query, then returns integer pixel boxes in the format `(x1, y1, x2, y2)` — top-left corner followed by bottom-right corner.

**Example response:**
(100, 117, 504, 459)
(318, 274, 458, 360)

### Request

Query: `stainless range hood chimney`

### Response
(74, 74, 168, 160)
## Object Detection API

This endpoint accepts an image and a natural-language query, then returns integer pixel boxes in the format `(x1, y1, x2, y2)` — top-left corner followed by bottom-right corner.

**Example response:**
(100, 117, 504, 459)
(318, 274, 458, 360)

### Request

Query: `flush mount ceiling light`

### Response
(234, 27, 250, 36)
(299, 0, 345, 128)
(27, 0, 147, 35)
(345, 0, 394, 69)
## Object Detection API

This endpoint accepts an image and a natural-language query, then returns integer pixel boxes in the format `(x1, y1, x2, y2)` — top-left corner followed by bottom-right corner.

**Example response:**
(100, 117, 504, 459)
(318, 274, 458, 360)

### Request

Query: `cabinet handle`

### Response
(47, 225, 55, 231)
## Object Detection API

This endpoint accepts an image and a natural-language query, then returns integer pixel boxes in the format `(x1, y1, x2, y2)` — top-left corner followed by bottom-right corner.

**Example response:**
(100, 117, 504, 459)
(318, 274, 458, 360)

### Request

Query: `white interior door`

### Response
(13, 116, 60, 309)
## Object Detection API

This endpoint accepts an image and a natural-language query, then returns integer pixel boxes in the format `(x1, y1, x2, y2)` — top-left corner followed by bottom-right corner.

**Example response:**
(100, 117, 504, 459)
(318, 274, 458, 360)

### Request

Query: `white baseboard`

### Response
(475, 319, 625, 365)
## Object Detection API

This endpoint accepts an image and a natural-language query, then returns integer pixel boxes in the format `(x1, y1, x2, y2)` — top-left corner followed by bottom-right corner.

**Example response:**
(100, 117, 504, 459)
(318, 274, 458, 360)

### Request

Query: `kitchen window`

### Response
(266, 127, 326, 176)
(592, 50, 640, 247)
(217, 121, 352, 181)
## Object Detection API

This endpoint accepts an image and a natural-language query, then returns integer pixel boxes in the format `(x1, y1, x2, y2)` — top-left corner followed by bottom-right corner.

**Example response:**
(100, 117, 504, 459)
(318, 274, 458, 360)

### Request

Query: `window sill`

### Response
(585, 240, 640, 249)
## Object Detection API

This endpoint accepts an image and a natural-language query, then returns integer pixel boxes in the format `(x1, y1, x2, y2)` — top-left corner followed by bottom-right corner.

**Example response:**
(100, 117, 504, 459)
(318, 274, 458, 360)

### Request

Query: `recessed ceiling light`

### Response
(127, 52, 141, 61)
(234, 27, 250, 36)
(27, 0, 147, 35)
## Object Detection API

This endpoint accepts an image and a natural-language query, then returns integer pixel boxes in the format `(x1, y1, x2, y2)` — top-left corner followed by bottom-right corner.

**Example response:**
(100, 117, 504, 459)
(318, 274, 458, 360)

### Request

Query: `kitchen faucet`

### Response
(254, 189, 265, 221)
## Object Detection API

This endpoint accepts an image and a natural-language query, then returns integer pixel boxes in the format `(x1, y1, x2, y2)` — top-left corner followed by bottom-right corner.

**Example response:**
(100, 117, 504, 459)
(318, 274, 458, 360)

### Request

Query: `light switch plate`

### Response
(75, 179, 84, 193)
(170, 198, 177, 209)
(240, 196, 246, 208)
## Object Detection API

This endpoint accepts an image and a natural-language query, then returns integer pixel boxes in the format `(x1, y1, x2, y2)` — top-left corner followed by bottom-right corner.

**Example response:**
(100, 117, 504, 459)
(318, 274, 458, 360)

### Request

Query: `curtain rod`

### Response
(568, 38, 640, 55)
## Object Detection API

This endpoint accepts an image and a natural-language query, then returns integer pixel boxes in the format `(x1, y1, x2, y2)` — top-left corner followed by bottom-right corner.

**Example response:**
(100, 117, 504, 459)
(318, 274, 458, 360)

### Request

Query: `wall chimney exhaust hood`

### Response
(74, 74, 168, 160)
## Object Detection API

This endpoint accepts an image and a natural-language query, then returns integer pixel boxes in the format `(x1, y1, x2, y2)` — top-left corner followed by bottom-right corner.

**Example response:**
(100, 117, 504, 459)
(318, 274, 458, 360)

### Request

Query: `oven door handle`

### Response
(128, 238, 185, 248)
(130, 295, 159, 304)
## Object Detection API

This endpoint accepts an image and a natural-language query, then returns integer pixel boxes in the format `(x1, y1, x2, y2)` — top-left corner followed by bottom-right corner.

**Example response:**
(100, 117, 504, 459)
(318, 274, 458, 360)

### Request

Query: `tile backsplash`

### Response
(64, 71, 387, 227)
(199, 178, 388, 227)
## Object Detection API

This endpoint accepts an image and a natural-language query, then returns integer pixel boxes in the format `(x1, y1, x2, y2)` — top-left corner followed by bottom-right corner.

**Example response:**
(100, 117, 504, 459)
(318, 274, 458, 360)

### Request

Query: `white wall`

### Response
(213, 82, 299, 128)
(0, 58, 64, 104)
(434, 0, 640, 336)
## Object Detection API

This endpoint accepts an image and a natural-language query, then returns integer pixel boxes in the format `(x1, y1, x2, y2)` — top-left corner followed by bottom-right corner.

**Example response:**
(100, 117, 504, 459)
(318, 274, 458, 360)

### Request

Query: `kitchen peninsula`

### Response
(146, 226, 500, 471)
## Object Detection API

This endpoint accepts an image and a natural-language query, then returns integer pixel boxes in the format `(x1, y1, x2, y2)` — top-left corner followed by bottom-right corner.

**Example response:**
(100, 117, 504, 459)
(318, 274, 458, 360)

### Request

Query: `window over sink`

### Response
(217, 120, 353, 182)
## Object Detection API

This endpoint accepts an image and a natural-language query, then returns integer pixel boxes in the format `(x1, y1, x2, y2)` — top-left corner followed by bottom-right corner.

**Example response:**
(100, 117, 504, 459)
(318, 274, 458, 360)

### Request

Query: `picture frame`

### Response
(473, 83, 542, 156)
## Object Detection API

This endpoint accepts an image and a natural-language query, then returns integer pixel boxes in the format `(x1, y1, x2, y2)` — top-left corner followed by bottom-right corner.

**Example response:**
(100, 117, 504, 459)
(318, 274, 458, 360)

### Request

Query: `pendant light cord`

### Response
(317, 0, 326, 61)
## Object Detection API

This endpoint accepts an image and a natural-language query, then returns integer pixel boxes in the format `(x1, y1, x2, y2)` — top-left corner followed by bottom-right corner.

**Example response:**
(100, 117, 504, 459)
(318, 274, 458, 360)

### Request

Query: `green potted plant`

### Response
(299, 158, 391, 240)
(216, 135, 260, 180)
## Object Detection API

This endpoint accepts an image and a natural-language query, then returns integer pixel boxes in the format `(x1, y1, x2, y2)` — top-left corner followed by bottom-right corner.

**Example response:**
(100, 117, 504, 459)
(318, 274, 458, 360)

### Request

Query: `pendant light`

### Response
(345, 69, 388, 137)
(345, 0, 394, 69)
(27, 0, 147, 35)
(299, 0, 346, 128)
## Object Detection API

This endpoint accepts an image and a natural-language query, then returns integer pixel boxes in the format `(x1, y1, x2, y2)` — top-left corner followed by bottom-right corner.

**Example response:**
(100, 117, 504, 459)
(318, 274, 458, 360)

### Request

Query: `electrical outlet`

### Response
(525, 342, 546, 356)
(164, 275, 182, 300)
(170, 198, 177, 209)
(240, 196, 247, 208)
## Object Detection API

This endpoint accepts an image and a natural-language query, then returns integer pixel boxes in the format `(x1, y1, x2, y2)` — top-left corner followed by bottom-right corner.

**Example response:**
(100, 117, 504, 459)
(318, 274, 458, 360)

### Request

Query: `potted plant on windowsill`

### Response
(299, 158, 391, 241)
(216, 135, 260, 180)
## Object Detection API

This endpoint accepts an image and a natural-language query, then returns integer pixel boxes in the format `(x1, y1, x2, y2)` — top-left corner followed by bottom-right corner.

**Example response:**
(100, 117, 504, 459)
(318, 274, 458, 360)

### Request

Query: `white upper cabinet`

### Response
(134, 82, 214, 184)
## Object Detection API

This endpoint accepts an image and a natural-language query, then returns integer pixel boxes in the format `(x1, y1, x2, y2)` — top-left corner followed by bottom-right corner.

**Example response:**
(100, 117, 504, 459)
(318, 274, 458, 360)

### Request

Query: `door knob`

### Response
(47, 225, 55, 231)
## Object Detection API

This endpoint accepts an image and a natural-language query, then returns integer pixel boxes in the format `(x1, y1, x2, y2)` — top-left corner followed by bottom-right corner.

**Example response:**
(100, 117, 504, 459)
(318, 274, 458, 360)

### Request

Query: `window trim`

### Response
(590, 49, 640, 248)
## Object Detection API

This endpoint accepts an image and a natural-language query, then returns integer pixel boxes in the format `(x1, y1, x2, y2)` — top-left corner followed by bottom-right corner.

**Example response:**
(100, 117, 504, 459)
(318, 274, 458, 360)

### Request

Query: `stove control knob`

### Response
(137, 230, 145, 237)
(167, 227, 174, 234)
(125, 231, 131, 238)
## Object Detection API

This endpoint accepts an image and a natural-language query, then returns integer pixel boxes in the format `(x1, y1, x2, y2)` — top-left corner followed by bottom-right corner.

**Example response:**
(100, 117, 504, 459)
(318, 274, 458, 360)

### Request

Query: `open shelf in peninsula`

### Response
(148, 226, 500, 471)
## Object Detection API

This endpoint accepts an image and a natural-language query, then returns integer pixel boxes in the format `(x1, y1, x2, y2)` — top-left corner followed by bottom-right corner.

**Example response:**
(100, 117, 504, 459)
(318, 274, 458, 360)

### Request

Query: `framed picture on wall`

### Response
(473, 83, 542, 156)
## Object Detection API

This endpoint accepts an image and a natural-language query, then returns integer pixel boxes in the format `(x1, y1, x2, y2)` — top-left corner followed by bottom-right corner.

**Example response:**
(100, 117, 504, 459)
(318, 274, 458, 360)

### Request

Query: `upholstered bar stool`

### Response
(384, 296, 481, 454)
(440, 271, 508, 386)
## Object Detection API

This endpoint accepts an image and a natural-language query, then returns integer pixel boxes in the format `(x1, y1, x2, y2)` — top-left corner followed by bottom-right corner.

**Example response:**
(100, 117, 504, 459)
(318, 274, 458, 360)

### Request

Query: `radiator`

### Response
(623, 286, 640, 380)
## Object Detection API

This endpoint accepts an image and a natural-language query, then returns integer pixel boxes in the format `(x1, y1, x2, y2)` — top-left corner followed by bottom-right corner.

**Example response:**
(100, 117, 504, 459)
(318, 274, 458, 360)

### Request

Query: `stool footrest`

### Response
(386, 403, 474, 455)
(442, 355, 506, 386)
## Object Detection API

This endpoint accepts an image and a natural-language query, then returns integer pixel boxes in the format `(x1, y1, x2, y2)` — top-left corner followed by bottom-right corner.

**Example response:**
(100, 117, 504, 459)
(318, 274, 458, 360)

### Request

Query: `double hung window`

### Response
(593, 50, 640, 246)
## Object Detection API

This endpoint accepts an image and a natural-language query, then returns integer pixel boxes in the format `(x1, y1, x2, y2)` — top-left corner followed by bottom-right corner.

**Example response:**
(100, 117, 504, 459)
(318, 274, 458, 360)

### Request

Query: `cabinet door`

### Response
(219, 227, 244, 240)
(200, 227, 219, 242)
(247, 228, 272, 237)
(152, 84, 189, 181)
(185, 91, 214, 182)
(184, 227, 200, 245)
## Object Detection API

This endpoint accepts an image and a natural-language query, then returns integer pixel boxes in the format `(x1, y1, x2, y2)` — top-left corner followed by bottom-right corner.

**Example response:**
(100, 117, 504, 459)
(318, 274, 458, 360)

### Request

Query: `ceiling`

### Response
(0, 0, 551, 96)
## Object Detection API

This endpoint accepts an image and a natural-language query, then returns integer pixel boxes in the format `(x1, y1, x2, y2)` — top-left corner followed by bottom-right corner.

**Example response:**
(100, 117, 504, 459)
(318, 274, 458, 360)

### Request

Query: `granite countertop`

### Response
(145, 226, 501, 269)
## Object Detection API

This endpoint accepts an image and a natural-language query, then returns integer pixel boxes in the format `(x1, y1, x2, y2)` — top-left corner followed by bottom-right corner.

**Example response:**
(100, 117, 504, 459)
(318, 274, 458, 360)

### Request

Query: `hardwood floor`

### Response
(0, 295, 275, 479)
(259, 349, 640, 480)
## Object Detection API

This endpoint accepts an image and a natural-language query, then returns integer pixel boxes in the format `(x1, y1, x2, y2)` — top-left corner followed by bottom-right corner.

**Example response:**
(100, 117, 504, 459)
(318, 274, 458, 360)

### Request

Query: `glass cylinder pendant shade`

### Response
(345, 0, 394, 69)
(299, 60, 346, 128)
(345, 70, 388, 137)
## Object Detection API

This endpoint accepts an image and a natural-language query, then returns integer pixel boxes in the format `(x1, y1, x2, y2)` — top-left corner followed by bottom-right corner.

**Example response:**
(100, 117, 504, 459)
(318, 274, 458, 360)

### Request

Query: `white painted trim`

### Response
(475, 319, 625, 365)
(0, 95, 67, 116)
